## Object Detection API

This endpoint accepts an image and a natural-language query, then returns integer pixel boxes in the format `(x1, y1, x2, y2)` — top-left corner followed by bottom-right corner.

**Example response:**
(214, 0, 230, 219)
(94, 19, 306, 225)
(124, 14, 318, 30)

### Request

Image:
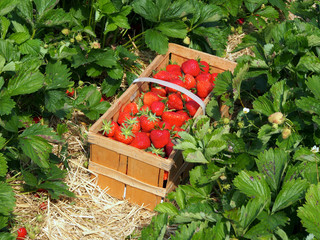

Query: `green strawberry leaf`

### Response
(0, 16, 10, 39)
(0, 0, 18, 16)
(233, 170, 271, 202)
(0, 232, 15, 240)
(296, 96, 320, 115)
(212, 70, 233, 96)
(7, 70, 44, 96)
(101, 77, 121, 97)
(156, 21, 187, 39)
(253, 95, 275, 116)
(0, 216, 9, 231)
(34, 0, 58, 16)
(19, 39, 42, 55)
(0, 182, 15, 215)
(8, 32, 30, 44)
(272, 178, 309, 213)
(140, 213, 168, 240)
(244, 211, 288, 239)
(154, 202, 179, 216)
(297, 52, 320, 73)
(297, 183, 320, 239)
(45, 90, 72, 118)
(256, 148, 289, 192)
(145, 29, 168, 54)
(0, 153, 8, 177)
(244, 0, 265, 13)
(45, 61, 72, 90)
(0, 95, 15, 116)
(306, 75, 320, 99)
(255, 6, 279, 19)
(38, 181, 75, 199)
(170, 221, 201, 240)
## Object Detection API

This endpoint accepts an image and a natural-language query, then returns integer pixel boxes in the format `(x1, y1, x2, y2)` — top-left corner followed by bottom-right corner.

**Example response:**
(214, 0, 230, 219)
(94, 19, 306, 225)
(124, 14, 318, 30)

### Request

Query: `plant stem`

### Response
(122, 32, 145, 48)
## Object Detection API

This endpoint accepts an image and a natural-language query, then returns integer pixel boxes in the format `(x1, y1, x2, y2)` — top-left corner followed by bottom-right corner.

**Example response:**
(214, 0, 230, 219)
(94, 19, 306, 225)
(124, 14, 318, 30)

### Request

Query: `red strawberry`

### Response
(114, 125, 135, 144)
(169, 71, 183, 81)
(150, 129, 170, 148)
(143, 92, 161, 106)
(153, 70, 171, 81)
(177, 110, 190, 123)
(211, 72, 219, 81)
(123, 102, 139, 115)
(167, 93, 184, 110)
(130, 132, 151, 149)
(150, 101, 165, 116)
(100, 120, 118, 137)
(39, 202, 47, 211)
(117, 111, 133, 125)
(33, 116, 42, 124)
(196, 78, 214, 98)
(166, 64, 181, 72)
(237, 18, 245, 25)
(183, 74, 196, 90)
(199, 60, 210, 73)
(181, 59, 200, 76)
(163, 171, 169, 180)
(66, 88, 74, 97)
(17, 227, 27, 240)
(100, 96, 105, 102)
(166, 79, 185, 93)
(185, 100, 200, 117)
(140, 113, 160, 132)
(140, 105, 150, 112)
(196, 73, 212, 83)
(162, 111, 186, 128)
(124, 117, 141, 133)
(151, 87, 167, 97)
(159, 121, 174, 131)
(165, 139, 175, 157)
(181, 93, 192, 102)
(147, 144, 165, 157)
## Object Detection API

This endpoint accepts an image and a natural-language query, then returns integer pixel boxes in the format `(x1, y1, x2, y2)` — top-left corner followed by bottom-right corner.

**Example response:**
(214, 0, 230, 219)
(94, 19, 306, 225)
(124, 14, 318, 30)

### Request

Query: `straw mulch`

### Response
(12, 33, 249, 240)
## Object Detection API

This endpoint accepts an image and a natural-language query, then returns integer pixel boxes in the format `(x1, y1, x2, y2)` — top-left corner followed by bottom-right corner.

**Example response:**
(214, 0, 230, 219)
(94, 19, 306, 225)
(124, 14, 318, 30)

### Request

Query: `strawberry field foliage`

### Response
(139, 6, 320, 240)
(0, 0, 318, 238)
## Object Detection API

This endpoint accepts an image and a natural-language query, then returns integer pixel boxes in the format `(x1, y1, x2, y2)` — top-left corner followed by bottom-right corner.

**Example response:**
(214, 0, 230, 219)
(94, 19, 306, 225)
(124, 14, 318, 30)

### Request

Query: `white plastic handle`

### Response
(132, 77, 206, 115)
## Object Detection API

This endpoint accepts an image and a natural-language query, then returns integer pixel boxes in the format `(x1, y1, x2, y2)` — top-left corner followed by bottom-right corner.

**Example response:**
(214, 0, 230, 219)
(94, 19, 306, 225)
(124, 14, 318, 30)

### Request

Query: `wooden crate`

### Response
(88, 43, 237, 210)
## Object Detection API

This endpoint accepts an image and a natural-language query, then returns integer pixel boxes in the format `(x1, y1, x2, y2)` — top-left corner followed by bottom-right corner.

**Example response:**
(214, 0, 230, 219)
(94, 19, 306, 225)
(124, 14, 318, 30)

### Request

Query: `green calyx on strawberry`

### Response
(199, 60, 210, 73)
(147, 144, 165, 157)
(124, 117, 141, 133)
(140, 112, 160, 132)
(118, 111, 134, 125)
(150, 129, 170, 148)
(114, 124, 135, 144)
(130, 132, 151, 149)
(100, 120, 118, 137)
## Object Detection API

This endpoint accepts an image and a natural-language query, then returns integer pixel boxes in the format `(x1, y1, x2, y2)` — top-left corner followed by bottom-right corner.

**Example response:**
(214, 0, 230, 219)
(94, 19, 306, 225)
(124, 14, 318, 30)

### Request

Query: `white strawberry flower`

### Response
(243, 107, 250, 114)
(311, 145, 319, 153)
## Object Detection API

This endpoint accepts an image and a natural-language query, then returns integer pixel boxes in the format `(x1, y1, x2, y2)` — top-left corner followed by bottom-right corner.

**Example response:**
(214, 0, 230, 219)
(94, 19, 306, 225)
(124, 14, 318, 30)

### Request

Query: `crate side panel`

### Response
(126, 157, 162, 210)
(90, 144, 127, 199)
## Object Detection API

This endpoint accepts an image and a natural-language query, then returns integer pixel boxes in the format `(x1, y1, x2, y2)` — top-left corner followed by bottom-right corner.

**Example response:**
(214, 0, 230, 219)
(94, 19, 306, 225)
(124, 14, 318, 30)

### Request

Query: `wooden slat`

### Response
(168, 43, 237, 72)
(88, 133, 174, 171)
(126, 157, 163, 210)
(166, 161, 193, 194)
(90, 145, 127, 199)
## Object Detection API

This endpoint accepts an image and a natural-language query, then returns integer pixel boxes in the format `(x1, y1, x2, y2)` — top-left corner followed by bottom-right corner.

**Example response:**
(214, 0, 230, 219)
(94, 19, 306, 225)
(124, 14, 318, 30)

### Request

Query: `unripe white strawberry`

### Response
(61, 28, 70, 35)
(268, 112, 285, 125)
(183, 36, 190, 45)
(75, 33, 83, 42)
(282, 128, 291, 139)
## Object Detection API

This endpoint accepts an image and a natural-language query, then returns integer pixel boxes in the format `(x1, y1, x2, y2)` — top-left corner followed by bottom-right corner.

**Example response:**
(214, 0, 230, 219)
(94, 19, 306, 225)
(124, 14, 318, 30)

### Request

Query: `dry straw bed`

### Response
(12, 34, 250, 240)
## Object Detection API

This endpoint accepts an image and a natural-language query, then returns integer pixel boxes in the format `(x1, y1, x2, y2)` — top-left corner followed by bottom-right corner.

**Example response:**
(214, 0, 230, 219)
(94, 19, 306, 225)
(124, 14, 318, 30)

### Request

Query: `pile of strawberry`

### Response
(99, 58, 217, 159)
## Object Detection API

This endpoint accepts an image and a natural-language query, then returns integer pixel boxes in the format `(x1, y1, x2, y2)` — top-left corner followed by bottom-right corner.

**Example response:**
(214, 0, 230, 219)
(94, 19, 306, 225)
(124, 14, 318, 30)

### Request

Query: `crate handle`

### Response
(132, 77, 206, 115)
